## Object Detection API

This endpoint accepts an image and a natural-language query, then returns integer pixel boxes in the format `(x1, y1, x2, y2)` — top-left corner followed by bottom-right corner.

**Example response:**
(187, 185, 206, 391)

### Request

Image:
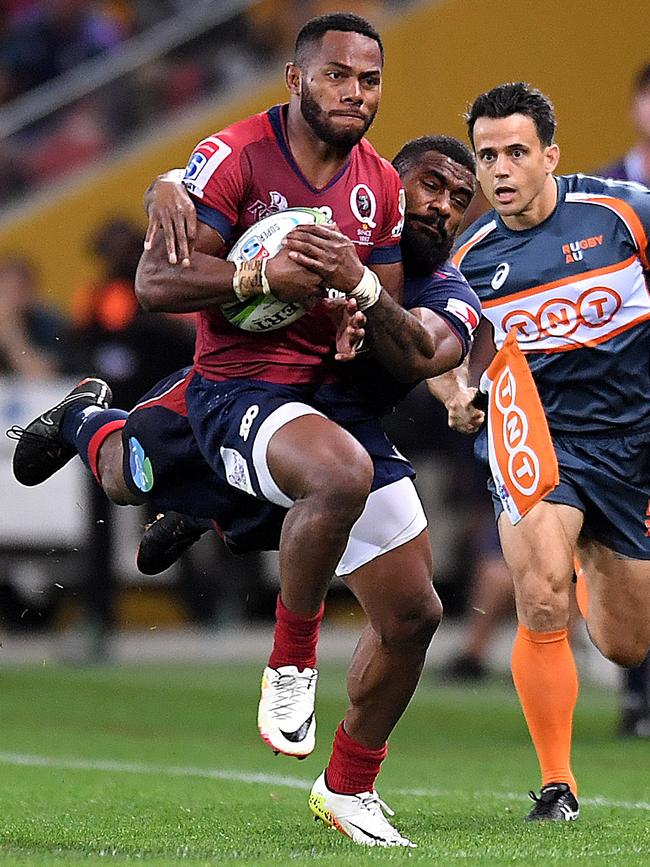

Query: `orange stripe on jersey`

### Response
(571, 195, 650, 271)
(481, 256, 637, 309)
(452, 221, 497, 269)
(518, 310, 650, 354)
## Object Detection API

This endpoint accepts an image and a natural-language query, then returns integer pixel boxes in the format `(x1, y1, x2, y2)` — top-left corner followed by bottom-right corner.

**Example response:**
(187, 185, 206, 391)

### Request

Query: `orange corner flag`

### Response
(481, 330, 559, 524)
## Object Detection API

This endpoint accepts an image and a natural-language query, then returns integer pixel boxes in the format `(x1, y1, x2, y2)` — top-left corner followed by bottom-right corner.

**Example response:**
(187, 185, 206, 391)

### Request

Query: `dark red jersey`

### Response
(182, 104, 404, 384)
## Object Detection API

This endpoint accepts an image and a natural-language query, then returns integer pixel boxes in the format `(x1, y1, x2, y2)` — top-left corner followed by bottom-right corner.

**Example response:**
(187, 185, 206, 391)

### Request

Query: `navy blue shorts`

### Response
(477, 426, 650, 560)
(123, 369, 415, 555)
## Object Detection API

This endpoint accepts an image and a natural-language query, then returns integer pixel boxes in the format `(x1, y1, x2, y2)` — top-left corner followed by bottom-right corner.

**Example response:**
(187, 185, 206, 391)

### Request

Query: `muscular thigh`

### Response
(578, 538, 650, 646)
(344, 529, 437, 629)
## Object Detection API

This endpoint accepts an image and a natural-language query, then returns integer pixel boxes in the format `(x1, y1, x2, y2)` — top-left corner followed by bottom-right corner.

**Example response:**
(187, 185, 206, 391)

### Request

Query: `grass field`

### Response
(1, 660, 649, 865)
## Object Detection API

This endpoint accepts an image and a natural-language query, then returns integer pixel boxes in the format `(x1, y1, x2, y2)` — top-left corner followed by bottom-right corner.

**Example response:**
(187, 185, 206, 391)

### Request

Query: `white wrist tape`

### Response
(349, 266, 382, 310)
(232, 259, 271, 301)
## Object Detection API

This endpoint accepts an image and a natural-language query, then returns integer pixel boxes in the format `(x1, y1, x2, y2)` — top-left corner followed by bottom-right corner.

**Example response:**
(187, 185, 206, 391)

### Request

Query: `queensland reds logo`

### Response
(502, 286, 622, 342)
(494, 367, 540, 496)
(350, 183, 377, 228)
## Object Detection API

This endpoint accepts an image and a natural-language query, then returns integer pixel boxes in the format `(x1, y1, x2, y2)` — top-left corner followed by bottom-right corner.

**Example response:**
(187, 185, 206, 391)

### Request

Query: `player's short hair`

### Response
(632, 61, 650, 94)
(294, 13, 384, 67)
(465, 82, 556, 148)
(392, 135, 476, 176)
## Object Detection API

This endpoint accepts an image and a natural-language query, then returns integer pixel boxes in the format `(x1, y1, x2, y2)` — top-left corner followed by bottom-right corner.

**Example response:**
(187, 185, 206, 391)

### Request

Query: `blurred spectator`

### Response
(30, 97, 110, 184)
(68, 215, 194, 409)
(599, 61, 650, 185)
(0, 254, 68, 377)
(6, 0, 124, 98)
(440, 517, 514, 681)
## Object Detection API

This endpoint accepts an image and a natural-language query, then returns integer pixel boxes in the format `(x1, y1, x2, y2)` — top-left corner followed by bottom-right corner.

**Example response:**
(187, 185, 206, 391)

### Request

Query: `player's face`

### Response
(296, 30, 382, 149)
(473, 114, 560, 229)
(400, 152, 475, 275)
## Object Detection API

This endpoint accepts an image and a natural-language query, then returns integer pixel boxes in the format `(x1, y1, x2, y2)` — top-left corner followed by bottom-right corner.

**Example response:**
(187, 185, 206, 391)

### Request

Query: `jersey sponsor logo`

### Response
(491, 262, 510, 290)
(350, 183, 377, 229)
(562, 234, 603, 264)
(484, 257, 650, 352)
(444, 297, 480, 334)
(482, 331, 558, 524)
(183, 136, 233, 197)
(128, 437, 154, 493)
(248, 191, 289, 222)
(645, 498, 650, 538)
(184, 152, 207, 181)
(502, 287, 622, 343)
(220, 447, 254, 496)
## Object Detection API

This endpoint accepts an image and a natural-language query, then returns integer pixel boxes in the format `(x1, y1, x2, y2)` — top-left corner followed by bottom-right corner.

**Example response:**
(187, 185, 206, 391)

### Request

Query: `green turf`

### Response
(1, 661, 648, 865)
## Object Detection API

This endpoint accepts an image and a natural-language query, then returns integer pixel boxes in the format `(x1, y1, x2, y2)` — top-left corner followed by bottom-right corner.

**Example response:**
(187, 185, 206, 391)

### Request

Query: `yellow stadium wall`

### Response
(1, 0, 648, 308)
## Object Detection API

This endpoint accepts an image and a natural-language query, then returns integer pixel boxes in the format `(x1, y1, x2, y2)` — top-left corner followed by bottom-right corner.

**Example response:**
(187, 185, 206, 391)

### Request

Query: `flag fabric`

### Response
(480, 330, 559, 525)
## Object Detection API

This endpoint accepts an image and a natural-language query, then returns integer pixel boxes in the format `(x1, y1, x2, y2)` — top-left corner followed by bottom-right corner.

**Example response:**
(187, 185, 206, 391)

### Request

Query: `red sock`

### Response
(268, 594, 324, 670)
(325, 723, 388, 794)
(511, 624, 578, 793)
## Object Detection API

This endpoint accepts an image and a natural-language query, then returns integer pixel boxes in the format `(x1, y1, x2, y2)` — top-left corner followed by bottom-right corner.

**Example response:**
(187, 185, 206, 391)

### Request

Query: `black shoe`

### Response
(137, 511, 212, 575)
(441, 654, 487, 682)
(618, 709, 650, 738)
(8, 377, 112, 486)
(525, 783, 579, 821)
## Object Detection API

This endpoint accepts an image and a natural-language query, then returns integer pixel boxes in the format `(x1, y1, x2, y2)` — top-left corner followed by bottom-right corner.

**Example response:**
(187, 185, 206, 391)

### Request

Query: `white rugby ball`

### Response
(222, 207, 328, 332)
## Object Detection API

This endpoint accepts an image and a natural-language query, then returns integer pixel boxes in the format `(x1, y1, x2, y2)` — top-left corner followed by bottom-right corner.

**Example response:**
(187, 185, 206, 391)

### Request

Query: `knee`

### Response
(377, 592, 442, 652)
(514, 568, 570, 632)
(309, 452, 373, 519)
(100, 463, 138, 506)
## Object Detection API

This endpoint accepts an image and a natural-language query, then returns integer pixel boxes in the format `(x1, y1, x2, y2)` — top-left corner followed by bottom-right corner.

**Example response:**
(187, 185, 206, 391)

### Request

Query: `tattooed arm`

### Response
(362, 290, 463, 382)
(283, 222, 464, 382)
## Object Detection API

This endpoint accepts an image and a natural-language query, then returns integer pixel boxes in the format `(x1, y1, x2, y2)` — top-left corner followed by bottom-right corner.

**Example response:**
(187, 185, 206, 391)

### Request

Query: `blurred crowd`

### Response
(0, 0, 411, 208)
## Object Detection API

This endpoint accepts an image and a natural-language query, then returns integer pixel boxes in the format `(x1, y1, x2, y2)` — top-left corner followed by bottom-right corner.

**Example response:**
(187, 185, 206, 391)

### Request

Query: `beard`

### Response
(299, 85, 374, 150)
(400, 215, 454, 277)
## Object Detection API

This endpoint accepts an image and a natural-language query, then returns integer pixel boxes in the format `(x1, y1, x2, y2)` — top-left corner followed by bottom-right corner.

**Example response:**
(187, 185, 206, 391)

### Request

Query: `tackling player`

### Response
(10, 131, 480, 847)
(435, 81, 650, 821)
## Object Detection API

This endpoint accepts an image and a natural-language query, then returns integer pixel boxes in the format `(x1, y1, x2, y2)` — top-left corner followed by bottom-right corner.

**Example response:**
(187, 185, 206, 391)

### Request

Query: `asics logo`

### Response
(491, 262, 510, 290)
(279, 713, 314, 743)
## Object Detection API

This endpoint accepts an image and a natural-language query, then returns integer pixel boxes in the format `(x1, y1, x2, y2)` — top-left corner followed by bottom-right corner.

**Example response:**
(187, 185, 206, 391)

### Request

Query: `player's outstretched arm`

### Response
(426, 356, 485, 433)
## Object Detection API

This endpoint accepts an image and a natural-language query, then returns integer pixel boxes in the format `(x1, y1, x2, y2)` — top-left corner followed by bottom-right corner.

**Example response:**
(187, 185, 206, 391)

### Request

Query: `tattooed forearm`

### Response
(364, 291, 437, 381)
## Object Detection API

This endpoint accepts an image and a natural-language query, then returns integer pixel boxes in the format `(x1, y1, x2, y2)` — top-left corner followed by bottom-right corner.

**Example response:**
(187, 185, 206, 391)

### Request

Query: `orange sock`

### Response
(511, 624, 578, 794)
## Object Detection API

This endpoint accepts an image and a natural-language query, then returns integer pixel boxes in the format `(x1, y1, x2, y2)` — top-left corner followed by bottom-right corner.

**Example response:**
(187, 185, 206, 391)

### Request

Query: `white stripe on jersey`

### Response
(483, 256, 650, 352)
(565, 192, 643, 253)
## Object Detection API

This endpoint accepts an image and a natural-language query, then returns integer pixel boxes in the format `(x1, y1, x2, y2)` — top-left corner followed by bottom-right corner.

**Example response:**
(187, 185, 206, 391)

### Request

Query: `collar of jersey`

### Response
(267, 104, 352, 195)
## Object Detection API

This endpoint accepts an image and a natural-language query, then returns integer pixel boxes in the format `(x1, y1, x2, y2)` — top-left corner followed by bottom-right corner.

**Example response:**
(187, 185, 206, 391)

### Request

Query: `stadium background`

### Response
(0, 1, 647, 674)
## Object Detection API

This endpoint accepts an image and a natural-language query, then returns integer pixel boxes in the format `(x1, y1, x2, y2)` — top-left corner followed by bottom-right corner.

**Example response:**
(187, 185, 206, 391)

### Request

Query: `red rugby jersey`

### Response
(182, 104, 404, 384)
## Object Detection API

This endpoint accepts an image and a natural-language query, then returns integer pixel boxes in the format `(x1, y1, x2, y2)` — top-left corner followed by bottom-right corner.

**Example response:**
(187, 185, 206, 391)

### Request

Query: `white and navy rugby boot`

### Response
(257, 664, 318, 758)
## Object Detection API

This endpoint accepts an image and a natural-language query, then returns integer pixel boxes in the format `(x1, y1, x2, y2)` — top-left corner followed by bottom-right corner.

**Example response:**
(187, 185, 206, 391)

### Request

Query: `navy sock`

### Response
(61, 405, 128, 473)
(624, 654, 650, 711)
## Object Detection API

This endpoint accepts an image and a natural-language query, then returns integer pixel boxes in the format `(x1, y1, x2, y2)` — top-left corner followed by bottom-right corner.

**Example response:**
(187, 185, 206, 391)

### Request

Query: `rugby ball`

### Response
(222, 207, 328, 332)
